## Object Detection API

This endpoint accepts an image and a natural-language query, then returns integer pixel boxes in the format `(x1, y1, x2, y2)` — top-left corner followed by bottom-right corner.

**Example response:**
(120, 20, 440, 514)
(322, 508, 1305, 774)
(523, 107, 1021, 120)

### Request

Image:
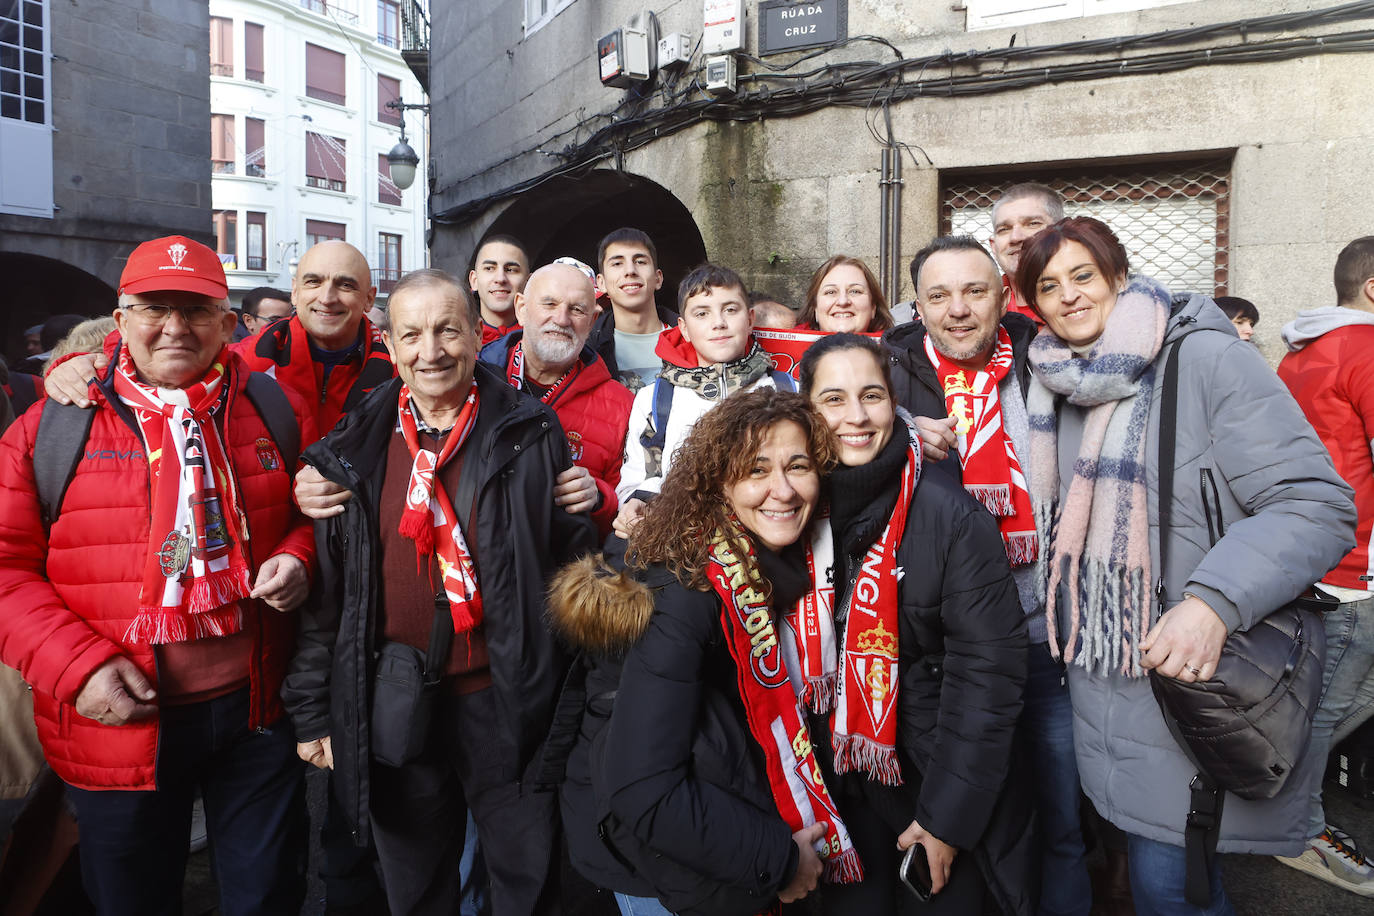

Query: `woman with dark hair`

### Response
(797, 256, 895, 334)
(794, 333, 1033, 915)
(1014, 216, 1355, 914)
(554, 389, 845, 916)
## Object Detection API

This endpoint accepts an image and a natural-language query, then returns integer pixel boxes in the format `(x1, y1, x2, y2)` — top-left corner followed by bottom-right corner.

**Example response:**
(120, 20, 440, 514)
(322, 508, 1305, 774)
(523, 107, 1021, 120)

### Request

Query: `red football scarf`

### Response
(782, 440, 916, 787)
(923, 328, 1038, 565)
(397, 382, 483, 633)
(504, 340, 583, 405)
(114, 347, 251, 644)
(707, 530, 863, 884)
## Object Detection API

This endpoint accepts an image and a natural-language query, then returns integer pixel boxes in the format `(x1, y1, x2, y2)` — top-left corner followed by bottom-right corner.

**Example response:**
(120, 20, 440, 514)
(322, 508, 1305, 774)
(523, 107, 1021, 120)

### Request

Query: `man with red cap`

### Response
(0, 236, 317, 915)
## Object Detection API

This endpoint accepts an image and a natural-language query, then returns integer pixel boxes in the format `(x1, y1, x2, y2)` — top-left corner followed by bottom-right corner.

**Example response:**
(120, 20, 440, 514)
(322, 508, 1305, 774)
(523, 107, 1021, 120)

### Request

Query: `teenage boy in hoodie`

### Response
(613, 263, 795, 539)
(1276, 236, 1374, 896)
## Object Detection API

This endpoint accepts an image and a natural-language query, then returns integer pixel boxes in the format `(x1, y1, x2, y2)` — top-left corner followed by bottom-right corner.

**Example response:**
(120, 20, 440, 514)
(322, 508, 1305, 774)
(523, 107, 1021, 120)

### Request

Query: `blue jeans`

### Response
(1308, 594, 1374, 837)
(65, 688, 307, 916)
(615, 893, 675, 916)
(1126, 834, 1234, 916)
(1022, 642, 1091, 916)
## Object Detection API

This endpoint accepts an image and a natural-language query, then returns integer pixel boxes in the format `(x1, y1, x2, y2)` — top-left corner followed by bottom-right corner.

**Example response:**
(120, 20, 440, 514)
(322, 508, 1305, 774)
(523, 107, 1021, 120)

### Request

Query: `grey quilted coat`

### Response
(1056, 293, 1356, 854)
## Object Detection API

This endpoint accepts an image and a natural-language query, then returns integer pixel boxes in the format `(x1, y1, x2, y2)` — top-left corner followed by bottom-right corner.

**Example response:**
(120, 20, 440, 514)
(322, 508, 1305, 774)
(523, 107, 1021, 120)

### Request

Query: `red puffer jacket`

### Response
(0, 353, 317, 791)
(479, 333, 633, 536)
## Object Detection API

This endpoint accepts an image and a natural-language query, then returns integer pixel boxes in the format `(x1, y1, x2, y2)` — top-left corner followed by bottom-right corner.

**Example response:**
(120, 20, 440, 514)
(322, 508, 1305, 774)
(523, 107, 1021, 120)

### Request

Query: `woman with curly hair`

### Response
(550, 388, 850, 916)
(797, 255, 895, 334)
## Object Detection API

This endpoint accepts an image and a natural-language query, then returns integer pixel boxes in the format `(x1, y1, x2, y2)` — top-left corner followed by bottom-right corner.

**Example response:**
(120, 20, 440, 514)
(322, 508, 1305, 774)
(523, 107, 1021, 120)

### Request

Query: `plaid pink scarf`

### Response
(1025, 275, 1171, 677)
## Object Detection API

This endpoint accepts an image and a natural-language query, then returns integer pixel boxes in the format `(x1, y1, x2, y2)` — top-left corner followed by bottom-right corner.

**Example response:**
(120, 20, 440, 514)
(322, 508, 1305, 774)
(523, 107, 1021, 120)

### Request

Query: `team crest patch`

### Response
(566, 430, 584, 461)
(158, 530, 191, 578)
(255, 437, 281, 470)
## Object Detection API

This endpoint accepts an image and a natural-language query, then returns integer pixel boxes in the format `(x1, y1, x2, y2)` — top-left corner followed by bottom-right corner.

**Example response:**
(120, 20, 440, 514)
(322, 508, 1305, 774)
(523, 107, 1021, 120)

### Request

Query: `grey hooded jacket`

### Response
(1060, 293, 1355, 853)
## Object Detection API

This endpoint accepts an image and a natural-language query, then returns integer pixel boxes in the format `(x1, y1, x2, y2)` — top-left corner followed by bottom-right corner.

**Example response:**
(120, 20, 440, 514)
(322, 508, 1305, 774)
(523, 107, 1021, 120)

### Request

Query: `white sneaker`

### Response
(1275, 824, 1374, 897)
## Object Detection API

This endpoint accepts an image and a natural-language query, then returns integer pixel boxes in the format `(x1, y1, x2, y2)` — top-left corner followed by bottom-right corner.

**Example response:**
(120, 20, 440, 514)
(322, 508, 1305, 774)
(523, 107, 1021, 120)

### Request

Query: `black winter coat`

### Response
(883, 312, 1038, 483)
(829, 430, 1034, 916)
(586, 301, 679, 383)
(280, 366, 597, 844)
(583, 564, 800, 913)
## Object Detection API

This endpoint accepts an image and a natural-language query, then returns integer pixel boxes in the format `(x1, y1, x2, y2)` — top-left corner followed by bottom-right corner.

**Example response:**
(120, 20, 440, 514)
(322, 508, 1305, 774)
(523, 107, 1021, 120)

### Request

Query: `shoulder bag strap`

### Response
(1153, 334, 1225, 909)
(34, 400, 96, 530)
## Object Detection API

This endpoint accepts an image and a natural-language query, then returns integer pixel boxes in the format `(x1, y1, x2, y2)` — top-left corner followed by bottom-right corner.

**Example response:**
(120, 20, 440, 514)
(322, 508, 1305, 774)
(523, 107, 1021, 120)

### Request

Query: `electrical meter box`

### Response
(704, 54, 736, 94)
(598, 29, 629, 87)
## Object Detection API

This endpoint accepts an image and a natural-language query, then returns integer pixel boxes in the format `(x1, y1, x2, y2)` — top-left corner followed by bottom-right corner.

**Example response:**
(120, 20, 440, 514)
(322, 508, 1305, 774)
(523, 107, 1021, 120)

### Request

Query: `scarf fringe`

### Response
(1003, 531, 1039, 567)
(800, 675, 836, 714)
(822, 846, 865, 884)
(399, 508, 436, 558)
(965, 483, 1013, 517)
(185, 565, 252, 615)
(832, 733, 903, 786)
(125, 603, 244, 645)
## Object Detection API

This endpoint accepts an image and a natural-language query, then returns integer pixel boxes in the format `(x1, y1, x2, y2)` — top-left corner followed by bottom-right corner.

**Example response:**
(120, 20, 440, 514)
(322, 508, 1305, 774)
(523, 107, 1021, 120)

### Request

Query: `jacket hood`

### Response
(1162, 290, 1235, 346)
(653, 325, 760, 371)
(547, 555, 653, 655)
(1279, 306, 1374, 352)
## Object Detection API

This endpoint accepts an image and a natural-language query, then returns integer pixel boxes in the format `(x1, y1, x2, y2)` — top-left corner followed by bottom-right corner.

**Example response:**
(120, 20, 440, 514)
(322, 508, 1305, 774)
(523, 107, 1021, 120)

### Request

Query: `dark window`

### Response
(211, 114, 235, 174)
(245, 117, 265, 177)
(377, 74, 401, 125)
(377, 0, 400, 48)
(377, 233, 402, 293)
(306, 219, 347, 246)
(378, 154, 402, 205)
(305, 131, 346, 191)
(213, 210, 238, 268)
(1, 0, 45, 124)
(210, 16, 233, 77)
(244, 22, 264, 82)
(246, 211, 267, 271)
(305, 42, 346, 105)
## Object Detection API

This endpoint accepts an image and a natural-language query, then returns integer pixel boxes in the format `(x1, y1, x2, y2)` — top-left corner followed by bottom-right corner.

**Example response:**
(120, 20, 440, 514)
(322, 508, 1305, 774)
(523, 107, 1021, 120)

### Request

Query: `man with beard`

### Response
(884, 235, 1092, 916)
(479, 260, 633, 538)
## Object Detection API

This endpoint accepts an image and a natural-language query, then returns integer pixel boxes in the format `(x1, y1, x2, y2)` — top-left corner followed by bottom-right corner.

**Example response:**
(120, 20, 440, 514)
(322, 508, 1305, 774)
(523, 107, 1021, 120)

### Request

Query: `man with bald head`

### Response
(45, 240, 395, 437)
(283, 268, 595, 916)
(479, 259, 633, 537)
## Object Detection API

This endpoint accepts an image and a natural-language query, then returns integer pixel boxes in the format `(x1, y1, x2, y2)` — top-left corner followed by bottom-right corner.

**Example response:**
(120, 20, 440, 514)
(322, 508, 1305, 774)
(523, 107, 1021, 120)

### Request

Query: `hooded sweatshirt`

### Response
(1278, 306, 1374, 591)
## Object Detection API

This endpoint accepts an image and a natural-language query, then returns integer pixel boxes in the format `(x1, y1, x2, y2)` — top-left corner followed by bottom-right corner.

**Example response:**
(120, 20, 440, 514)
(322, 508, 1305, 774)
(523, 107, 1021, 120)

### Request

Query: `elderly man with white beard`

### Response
(479, 259, 633, 538)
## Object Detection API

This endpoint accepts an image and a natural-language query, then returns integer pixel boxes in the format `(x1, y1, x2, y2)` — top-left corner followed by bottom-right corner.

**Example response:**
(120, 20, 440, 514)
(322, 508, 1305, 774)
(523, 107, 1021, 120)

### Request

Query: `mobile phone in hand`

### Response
(899, 843, 933, 902)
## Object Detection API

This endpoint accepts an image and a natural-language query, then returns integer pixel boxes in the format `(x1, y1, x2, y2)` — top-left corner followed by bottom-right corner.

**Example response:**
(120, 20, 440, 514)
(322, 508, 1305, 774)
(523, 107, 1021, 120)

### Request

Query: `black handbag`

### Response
(370, 591, 454, 768)
(1148, 331, 1332, 906)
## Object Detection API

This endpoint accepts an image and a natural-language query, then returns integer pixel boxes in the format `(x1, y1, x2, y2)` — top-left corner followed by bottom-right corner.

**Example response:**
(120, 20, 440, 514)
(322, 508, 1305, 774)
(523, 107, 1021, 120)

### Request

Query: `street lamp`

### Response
(385, 99, 430, 191)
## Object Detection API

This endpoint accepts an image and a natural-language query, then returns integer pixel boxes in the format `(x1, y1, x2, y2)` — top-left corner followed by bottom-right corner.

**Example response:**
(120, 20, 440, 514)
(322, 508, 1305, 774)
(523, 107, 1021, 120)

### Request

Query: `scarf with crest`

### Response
(707, 528, 864, 884)
(396, 382, 484, 633)
(923, 328, 1038, 565)
(114, 347, 251, 644)
(1026, 275, 1171, 677)
(781, 433, 918, 787)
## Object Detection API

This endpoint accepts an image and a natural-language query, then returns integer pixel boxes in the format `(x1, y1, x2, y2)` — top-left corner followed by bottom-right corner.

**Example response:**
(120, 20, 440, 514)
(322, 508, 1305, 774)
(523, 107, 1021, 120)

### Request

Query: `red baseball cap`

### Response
(119, 236, 228, 299)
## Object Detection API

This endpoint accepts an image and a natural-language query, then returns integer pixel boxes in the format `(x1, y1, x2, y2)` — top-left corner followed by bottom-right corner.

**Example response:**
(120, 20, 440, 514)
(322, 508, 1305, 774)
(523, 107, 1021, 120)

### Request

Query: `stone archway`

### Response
(0, 252, 116, 364)
(480, 169, 706, 314)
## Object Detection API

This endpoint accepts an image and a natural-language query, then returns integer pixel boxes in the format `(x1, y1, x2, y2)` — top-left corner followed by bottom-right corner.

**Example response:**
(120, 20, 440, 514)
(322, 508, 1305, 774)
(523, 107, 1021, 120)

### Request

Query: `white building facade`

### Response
(208, 0, 427, 306)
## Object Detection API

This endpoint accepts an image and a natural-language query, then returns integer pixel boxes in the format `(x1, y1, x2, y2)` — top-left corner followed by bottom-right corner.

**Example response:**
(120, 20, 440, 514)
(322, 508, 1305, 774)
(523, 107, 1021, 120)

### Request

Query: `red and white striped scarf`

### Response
(781, 439, 917, 787)
(397, 382, 483, 633)
(504, 340, 582, 405)
(707, 530, 863, 885)
(114, 347, 251, 645)
(923, 328, 1038, 566)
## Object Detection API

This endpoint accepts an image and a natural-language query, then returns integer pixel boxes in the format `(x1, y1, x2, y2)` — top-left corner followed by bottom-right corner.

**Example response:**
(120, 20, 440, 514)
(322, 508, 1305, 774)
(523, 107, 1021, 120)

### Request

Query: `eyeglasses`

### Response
(124, 303, 225, 327)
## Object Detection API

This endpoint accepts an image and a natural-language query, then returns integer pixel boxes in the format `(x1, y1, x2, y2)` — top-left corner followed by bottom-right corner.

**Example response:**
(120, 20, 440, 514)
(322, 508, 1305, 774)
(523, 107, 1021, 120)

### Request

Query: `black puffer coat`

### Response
(883, 312, 1037, 483)
(280, 367, 597, 845)
(828, 426, 1035, 916)
(547, 555, 800, 915)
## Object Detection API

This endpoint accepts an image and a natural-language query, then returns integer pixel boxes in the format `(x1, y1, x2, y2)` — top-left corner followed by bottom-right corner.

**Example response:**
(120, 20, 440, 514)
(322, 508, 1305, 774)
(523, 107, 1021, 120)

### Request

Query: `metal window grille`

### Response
(1, 0, 46, 124)
(940, 157, 1232, 297)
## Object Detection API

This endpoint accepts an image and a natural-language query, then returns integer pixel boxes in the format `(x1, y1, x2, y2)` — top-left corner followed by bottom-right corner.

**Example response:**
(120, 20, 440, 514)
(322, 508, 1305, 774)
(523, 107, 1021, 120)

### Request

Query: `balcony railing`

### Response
(306, 175, 346, 192)
(300, 0, 358, 26)
(373, 267, 401, 294)
(213, 160, 235, 175)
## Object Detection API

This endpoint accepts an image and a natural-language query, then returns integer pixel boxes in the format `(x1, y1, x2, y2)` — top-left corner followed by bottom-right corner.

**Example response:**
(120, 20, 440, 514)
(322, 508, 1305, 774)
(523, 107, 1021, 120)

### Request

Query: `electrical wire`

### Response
(433, 1, 1374, 226)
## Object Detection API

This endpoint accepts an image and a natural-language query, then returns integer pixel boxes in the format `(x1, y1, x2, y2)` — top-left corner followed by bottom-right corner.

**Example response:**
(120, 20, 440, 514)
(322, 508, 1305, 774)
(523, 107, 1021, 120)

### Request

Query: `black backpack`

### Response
(33, 372, 300, 528)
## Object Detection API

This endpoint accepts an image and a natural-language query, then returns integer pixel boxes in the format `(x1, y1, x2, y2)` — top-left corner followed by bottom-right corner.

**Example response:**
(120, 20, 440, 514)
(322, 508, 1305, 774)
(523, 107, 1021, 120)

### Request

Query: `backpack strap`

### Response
(770, 369, 797, 392)
(33, 400, 96, 530)
(639, 376, 674, 454)
(244, 372, 300, 467)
